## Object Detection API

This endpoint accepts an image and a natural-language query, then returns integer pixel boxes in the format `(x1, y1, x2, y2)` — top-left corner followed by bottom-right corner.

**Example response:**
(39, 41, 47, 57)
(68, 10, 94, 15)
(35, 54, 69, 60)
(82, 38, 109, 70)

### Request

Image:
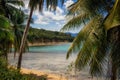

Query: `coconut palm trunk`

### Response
(107, 25, 120, 80)
(17, 5, 34, 69)
(111, 64, 117, 80)
(17, 0, 64, 70)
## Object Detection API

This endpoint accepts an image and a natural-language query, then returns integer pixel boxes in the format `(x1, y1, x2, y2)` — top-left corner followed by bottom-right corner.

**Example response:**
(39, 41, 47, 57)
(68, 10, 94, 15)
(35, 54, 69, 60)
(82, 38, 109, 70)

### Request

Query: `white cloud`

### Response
(56, 7, 64, 15)
(56, 22, 60, 25)
(32, 6, 65, 25)
(22, 0, 79, 32)
(64, 0, 74, 9)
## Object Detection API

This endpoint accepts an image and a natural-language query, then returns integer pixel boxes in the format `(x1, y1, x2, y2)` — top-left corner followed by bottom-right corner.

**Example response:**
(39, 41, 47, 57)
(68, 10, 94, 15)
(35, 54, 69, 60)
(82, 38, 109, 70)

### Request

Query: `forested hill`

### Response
(27, 27, 74, 43)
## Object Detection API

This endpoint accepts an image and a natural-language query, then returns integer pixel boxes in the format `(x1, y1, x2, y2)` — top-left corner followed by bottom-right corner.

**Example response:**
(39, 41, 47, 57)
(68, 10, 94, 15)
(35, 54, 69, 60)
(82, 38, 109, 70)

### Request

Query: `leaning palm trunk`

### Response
(17, 5, 34, 69)
(107, 25, 120, 80)
(17, 0, 64, 70)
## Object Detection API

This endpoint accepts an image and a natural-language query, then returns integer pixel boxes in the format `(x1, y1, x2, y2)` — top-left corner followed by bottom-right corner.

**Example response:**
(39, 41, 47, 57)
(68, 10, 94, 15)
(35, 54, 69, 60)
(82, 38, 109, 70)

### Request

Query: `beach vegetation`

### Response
(0, 56, 47, 80)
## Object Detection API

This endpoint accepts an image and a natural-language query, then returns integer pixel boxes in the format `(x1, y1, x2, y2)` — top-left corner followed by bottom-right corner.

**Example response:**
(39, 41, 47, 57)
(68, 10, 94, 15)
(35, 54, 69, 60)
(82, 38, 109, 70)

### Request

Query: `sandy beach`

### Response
(28, 42, 70, 46)
(21, 68, 67, 80)
(20, 68, 99, 80)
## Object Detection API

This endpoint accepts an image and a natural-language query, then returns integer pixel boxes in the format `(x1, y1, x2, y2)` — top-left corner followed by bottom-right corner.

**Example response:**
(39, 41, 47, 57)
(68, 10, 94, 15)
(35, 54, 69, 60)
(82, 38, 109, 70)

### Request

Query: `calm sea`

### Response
(28, 43, 71, 53)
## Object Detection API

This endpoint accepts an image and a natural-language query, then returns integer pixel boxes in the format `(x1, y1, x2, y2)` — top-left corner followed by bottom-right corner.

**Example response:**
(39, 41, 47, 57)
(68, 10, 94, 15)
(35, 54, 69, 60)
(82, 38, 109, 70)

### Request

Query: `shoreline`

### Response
(21, 68, 67, 80)
(28, 42, 71, 46)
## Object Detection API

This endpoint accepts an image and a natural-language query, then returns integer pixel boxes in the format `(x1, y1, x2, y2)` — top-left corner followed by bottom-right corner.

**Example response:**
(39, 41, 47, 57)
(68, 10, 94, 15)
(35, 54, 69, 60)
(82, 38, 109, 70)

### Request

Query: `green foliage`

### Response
(0, 0, 24, 18)
(0, 0, 26, 56)
(0, 15, 14, 60)
(104, 0, 120, 30)
(0, 15, 11, 29)
(28, 28, 74, 43)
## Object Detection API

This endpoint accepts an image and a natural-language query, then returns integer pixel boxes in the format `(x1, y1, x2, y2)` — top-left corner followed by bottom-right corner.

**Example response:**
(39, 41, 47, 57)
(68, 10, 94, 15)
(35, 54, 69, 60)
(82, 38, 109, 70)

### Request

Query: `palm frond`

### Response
(6, 0, 24, 7)
(65, 15, 108, 76)
(61, 12, 90, 31)
(13, 25, 22, 57)
(6, 4, 25, 24)
(104, 0, 120, 30)
(28, 0, 64, 11)
(0, 7, 5, 15)
(0, 15, 11, 29)
(61, 0, 113, 31)
(66, 16, 103, 59)
(0, 15, 14, 42)
(89, 25, 107, 76)
(67, 0, 109, 17)
(75, 18, 107, 76)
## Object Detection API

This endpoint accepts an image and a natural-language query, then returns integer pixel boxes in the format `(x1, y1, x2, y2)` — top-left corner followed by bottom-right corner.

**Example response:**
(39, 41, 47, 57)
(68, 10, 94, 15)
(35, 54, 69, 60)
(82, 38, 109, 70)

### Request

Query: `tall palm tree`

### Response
(17, 0, 65, 69)
(62, 0, 120, 80)
(104, 1, 120, 80)
(0, 15, 14, 62)
(0, 0, 25, 60)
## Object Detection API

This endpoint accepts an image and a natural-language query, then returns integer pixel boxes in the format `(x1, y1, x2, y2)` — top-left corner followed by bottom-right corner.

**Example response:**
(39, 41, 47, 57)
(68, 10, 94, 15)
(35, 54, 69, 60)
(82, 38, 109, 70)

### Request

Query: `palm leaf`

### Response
(66, 16, 103, 59)
(65, 15, 107, 76)
(6, 0, 24, 7)
(0, 15, 11, 29)
(28, 0, 64, 11)
(67, 0, 108, 17)
(0, 15, 14, 42)
(104, 0, 120, 30)
(75, 18, 107, 76)
(61, 13, 90, 31)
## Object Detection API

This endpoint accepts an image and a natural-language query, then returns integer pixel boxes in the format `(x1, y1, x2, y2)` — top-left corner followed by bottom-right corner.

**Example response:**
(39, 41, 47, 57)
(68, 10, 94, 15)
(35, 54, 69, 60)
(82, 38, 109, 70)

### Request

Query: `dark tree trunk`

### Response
(17, 6, 34, 70)
(111, 64, 117, 80)
(107, 25, 120, 80)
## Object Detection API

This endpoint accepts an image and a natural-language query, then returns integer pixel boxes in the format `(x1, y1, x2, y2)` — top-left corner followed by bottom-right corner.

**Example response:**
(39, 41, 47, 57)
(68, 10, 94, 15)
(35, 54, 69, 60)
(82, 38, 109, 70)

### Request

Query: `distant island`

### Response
(27, 27, 74, 46)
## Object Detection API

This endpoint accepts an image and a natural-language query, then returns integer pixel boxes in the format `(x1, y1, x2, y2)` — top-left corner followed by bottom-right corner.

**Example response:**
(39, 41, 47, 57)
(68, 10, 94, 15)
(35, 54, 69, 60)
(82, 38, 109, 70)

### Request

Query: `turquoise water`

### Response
(28, 43, 71, 53)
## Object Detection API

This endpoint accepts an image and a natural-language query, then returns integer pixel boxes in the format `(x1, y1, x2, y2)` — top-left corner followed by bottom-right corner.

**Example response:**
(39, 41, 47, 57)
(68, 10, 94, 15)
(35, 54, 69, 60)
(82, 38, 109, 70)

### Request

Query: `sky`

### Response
(22, 0, 79, 33)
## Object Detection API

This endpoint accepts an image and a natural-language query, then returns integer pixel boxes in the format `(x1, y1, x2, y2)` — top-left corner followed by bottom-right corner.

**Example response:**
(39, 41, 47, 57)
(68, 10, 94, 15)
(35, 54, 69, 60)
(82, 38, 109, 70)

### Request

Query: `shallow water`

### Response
(9, 43, 76, 73)
(28, 43, 71, 53)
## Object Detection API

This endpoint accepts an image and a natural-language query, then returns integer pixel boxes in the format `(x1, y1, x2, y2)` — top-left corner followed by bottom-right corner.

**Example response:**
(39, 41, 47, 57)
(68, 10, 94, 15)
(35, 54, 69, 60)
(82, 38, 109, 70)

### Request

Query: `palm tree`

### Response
(0, 0, 27, 61)
(62, 0, 120, 80)
(0, 15, 14, 62)
(104, 1, 120, 80)
(17, 0, 65, 69)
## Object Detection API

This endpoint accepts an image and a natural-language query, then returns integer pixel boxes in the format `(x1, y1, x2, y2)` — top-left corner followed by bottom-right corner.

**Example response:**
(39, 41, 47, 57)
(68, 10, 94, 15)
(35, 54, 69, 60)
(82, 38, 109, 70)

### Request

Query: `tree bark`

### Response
(111, 64, 117, 80)
(107, 25, 120, 80)
(17, 5, 34, 69)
